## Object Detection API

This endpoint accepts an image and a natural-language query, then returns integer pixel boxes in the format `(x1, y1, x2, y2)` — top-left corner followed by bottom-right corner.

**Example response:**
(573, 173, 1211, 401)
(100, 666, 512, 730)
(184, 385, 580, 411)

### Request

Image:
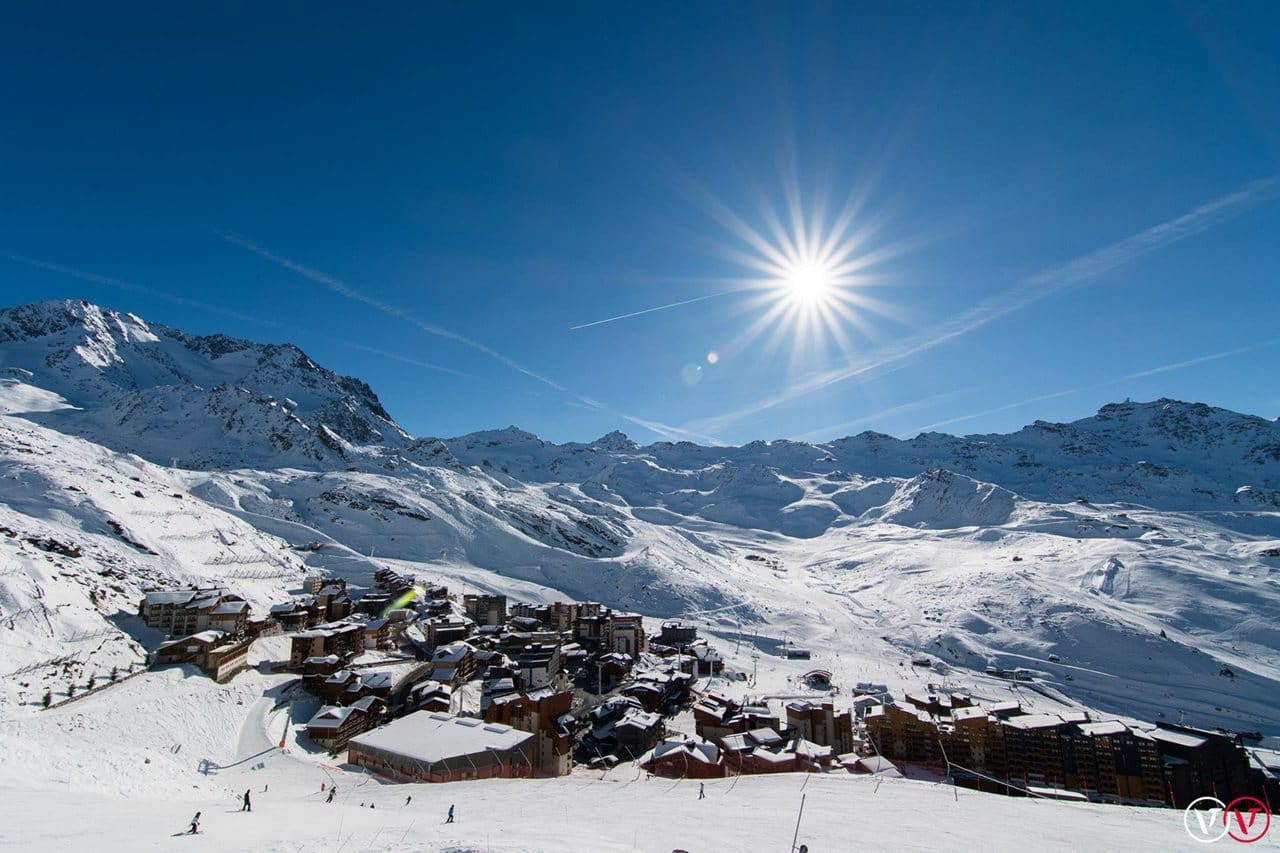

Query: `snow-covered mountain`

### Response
(0, 299, 407, 468)
(1, 299, 1278, 738)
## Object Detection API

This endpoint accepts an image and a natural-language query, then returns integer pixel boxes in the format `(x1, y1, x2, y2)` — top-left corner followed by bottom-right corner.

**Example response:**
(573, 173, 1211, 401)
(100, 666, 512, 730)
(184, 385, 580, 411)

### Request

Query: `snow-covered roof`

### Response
(792, 739, 832, 760)
(307, 705, 355, 729)
(1148, 728, 1208, 749)
(1077, 720, 1129, 738)
(852, 755, 903, 777)
(950, 706, 989, 723)
(746, 727, 782, 746)
(433, 642, 472, 662)
(144, 590, 197, 605)
(304, 654, 340, 665)
(348, 712, 533, 764)
(363, 672, 394, 690)
(616, 710, 661, 731)
(650, 739, 719, 765)
(1002, 714, 1064, 731)
(211, 601, 248, 615)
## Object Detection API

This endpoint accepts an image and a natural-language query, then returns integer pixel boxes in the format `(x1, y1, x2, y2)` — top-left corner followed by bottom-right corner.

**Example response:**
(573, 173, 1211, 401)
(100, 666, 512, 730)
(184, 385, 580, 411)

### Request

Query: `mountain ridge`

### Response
(1, 298, 1278, 737)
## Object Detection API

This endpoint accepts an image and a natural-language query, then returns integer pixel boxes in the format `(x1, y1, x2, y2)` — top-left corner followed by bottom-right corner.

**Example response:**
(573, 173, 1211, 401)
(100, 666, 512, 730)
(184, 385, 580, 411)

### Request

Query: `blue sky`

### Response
(2, 2, 1278, 444)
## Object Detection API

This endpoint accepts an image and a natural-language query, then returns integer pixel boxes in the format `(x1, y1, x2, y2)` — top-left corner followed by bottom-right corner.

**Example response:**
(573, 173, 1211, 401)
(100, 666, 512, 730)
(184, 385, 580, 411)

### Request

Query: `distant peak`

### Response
(593, 430, 636, 451)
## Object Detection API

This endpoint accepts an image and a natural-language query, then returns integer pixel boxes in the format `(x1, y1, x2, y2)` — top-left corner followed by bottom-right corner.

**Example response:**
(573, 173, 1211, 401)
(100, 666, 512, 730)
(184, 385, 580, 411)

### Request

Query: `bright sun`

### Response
(784, 261, 833, 304)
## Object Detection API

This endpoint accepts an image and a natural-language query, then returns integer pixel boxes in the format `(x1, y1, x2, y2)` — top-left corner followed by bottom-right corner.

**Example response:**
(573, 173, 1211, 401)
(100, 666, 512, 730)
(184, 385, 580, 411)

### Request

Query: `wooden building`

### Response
(347, 712, 535, 783)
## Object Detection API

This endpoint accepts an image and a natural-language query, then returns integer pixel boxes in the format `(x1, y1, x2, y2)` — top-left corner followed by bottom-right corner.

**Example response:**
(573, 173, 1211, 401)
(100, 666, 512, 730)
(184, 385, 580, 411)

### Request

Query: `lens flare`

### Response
(381, 586, 422, 619)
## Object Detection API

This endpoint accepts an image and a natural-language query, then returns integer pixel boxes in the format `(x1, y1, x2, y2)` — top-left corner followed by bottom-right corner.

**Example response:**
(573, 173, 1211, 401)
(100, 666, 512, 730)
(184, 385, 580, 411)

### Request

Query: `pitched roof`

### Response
(349, 712, 533, 763)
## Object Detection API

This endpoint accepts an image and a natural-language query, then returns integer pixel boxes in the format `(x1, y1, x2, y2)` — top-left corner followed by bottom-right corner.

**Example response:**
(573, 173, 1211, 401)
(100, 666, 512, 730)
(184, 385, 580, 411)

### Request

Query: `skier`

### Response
(446, 804, 455, 823)
(405, 795, 412, 806)
(698, 783, 705, 800)
(262, 784, 269, 793)
(188, 812, 201, 835)
(326, 786, 337, 804)
(242, 789, 251, 812)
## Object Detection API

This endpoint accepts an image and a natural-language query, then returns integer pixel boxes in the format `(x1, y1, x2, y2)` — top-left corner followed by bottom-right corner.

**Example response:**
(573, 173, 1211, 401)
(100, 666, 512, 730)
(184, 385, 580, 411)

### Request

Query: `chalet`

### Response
(362, 618, 394, 650)
(484, 688, 574, 777)
(301, 655, 344, 691)
(306, 696, 384, 751)
(595, 652, 633, 690)
(463, 594, 507, 626)
(721, 728, 790, 774)
(615, 709, 664, 759)
(844, 755, 904, 778)
(407, 679, 453, 713)
(289, 622, 364, 668)
(423, 617, 471, 648)
(269, 598, 315, 632)
(153, 630, 251, 682)
(314, 584, 353, 622)
(472, 649, 515, 680)
(246, 617, 281, 639)
(430, 641, 477, 685)
(693, 694, 782, 744)
(347, 712, 535, 783)
(641, 738, 725, 779)
(689, 643, 724, 676)
(658, 621, 698, 649)
(139, 587, 248, 637)
(785, 701, 856, 756)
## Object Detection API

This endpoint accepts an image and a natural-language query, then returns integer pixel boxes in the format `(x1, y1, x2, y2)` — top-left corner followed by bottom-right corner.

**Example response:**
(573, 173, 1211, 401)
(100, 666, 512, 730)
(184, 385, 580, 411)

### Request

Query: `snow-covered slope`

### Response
(0, 300, 407, 468)
(1, 299, 1277, 740)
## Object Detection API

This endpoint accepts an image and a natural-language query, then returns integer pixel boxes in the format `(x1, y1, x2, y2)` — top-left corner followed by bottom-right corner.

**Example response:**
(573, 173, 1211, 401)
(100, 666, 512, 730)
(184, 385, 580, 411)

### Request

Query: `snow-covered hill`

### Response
(1, 299, 1278, 739)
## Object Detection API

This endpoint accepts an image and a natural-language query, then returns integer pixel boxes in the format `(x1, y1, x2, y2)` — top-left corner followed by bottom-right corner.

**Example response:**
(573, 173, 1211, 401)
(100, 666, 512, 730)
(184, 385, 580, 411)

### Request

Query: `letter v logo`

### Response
(1184, 796, 1229, 843)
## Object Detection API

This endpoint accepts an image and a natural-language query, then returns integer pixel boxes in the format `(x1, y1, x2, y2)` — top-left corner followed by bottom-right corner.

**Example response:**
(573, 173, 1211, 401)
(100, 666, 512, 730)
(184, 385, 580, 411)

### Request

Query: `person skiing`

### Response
(698, 783, 705, 800)
(446, 804, 455, 823)
(242, 789, 251, 812)
(326, 786, 337, 803)
(405, 795, 412, 806)
(188, 812, 201, 834)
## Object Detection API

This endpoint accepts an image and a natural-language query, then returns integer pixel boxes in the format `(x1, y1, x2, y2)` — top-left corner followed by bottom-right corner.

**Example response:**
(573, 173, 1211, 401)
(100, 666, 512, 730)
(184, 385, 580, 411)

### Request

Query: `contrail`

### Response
(683, 175, 1280, 437)
(1123, 337, 1280, 379)
(570, 291, 734, 330)
(902, 337, 1280, 436)
(333, 340, 481, 382)
(221, 232, 718, 443)
(0, 251, 281, 329)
